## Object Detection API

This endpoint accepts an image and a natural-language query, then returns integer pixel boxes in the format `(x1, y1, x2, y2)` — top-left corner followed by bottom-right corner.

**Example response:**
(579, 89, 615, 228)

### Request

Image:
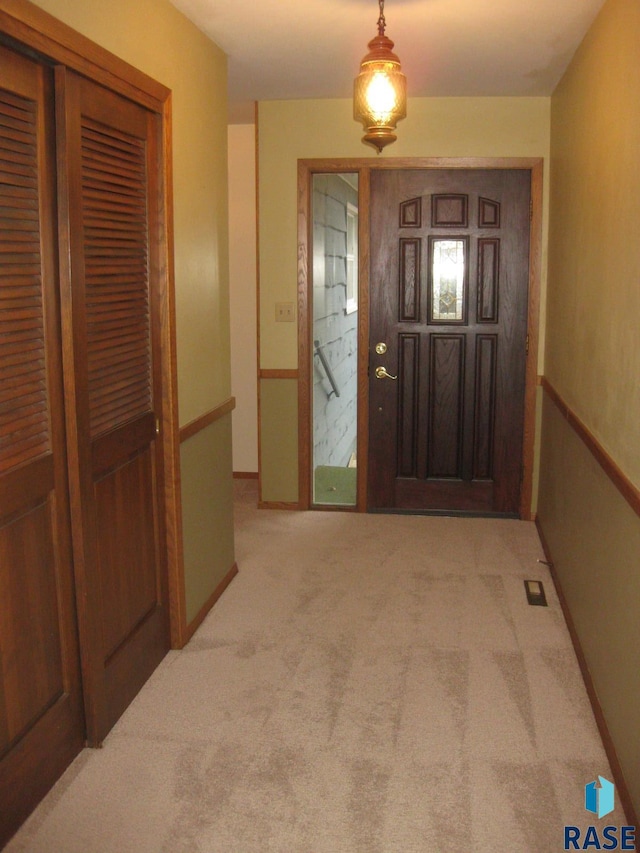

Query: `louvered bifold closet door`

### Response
(0, 47, 84, 848)
(56, 69, 169, 744)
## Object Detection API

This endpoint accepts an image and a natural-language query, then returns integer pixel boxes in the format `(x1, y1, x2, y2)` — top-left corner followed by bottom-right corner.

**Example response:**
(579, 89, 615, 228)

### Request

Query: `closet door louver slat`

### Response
(0, 88, 49, 470)
(80, 118, 151, 439)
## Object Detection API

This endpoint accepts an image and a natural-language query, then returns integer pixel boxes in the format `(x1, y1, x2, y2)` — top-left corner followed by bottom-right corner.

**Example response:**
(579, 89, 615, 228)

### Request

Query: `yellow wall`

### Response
(228, 124, 259, 474)
(32, 0, 235, 624)
(539, 0, 640, 813)
(545, 0, 640, 486)
(258, 96, 551, 503)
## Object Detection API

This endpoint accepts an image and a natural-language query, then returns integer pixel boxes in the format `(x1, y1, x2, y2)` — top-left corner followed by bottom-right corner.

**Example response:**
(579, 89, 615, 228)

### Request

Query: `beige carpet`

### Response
(6, 481, 625, 852)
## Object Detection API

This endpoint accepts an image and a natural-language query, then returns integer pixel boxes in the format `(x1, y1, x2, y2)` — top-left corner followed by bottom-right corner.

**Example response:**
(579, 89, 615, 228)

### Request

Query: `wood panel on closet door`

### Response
(0, 45, 85, 847)
(56, 68, 170, 744)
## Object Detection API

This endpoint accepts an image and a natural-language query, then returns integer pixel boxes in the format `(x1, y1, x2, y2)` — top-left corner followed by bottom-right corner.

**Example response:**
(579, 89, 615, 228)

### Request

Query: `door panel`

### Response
(368, 169, 530, 515)
(96, 441, 157, 660)
(57, 70, 169, 743)
(0, 46, 84, 847)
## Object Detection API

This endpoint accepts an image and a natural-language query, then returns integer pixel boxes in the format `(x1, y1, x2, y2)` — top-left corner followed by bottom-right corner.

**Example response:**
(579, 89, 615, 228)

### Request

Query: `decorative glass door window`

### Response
(430, 238, 467, 323)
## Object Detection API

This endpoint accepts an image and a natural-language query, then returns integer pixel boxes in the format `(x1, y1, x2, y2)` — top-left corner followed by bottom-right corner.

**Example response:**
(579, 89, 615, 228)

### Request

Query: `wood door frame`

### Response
(0, 0, 187, 645)
(298, 157, 543, 519)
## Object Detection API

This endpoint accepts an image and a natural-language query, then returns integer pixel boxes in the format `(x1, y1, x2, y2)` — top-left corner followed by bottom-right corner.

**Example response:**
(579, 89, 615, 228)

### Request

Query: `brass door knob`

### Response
(375, 366, 398, 380)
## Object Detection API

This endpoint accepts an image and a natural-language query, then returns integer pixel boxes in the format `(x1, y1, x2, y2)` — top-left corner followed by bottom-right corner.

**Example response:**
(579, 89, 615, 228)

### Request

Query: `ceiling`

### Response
(169, 0, 607, 122)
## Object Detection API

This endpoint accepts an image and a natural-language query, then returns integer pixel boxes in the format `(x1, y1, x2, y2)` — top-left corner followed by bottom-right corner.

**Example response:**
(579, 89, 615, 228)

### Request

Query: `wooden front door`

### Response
(0, 47, 84, 845)
(57, 70, 169, 744)
(368, 169, 531, 515)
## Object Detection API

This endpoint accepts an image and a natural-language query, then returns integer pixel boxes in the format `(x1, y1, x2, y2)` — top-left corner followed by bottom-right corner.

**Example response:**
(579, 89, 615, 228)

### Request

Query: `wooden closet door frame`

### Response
(0, 0, 188, 647)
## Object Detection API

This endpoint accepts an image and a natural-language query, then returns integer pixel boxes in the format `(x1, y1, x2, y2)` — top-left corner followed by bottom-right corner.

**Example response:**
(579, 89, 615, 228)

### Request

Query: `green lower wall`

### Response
(180, 416, 235, 624)
(537, 391, 640, 813)
(259, 379, 298, 504)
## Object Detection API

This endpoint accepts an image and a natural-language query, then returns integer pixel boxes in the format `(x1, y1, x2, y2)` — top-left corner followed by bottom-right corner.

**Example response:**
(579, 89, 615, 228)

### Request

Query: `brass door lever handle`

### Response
(375, 366, 398, 380)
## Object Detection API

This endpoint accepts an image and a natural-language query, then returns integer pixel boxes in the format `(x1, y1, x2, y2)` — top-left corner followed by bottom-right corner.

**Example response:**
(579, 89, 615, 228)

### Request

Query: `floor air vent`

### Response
(524, 579, 548, 606)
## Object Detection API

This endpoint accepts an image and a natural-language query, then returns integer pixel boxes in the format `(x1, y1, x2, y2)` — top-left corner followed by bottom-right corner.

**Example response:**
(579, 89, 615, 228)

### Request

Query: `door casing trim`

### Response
(298, 157, 543, 519)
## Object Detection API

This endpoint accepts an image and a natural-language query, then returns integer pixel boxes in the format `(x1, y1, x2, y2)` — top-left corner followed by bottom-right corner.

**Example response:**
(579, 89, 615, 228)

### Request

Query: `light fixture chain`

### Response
(377, 0, 386, 36)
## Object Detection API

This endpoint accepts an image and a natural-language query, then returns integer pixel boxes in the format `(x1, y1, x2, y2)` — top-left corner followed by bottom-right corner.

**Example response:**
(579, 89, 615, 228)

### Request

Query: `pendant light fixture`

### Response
(353, 0, 407, 153)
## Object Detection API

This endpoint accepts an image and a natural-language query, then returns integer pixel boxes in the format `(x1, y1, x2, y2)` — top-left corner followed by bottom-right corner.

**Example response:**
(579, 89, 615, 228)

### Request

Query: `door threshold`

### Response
(367, 507, 520, 519)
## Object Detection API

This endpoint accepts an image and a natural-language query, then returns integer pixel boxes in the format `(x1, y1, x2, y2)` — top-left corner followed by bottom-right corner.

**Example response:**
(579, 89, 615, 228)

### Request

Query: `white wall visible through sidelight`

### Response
(312, 174, 359, 474)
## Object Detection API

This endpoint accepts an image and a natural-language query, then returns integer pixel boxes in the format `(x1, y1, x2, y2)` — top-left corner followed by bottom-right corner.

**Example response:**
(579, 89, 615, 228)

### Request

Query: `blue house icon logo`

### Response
(565, 776, 635, 849)
(585, 776, 615, 819)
